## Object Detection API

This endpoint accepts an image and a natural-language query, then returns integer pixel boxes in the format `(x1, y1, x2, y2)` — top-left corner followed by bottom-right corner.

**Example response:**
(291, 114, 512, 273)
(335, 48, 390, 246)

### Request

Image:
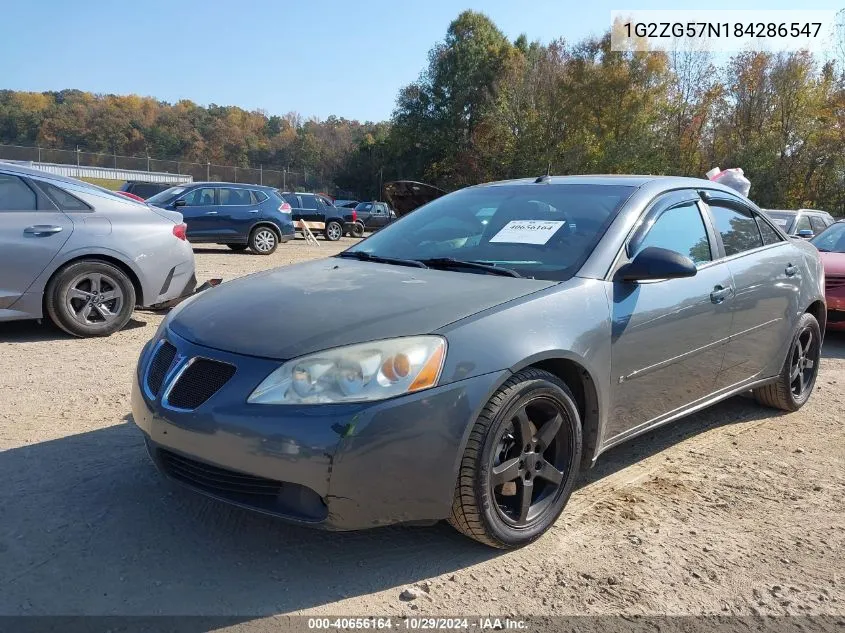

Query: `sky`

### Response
(2, 0, 843, 122)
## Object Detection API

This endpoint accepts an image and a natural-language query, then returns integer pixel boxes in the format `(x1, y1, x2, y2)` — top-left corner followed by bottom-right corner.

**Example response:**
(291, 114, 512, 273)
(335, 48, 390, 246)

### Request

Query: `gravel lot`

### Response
(0, 236, 843, 623)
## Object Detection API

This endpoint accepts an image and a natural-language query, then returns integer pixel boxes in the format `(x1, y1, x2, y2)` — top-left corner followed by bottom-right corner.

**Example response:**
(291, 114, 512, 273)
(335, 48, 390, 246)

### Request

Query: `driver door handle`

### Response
(24, 225, 63, 236)
(785, 264, 798, 277)
(205, 211, 218, 215)
(710, 285, 732, 304)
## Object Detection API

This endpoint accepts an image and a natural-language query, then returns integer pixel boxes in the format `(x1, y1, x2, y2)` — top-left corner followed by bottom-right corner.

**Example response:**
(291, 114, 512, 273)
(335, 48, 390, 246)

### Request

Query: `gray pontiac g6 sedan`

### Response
(132, 175, 825, 548)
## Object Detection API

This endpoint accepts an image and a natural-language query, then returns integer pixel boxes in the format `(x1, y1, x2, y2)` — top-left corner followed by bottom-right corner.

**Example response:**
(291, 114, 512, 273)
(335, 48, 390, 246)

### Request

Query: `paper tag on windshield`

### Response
(489, 220, 565, 245)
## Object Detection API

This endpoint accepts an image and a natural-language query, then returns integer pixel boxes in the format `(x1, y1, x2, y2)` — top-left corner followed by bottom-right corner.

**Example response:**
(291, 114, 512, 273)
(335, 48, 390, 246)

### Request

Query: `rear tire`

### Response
(448, 368, 582, 549)
(350, 221, 365, 238)
(227, 244, 248, 252)
(754, 312, 821, 411)
(248, 226, 278, 255)
(45, 260, 136, 337)
(324, 221, 343, 241)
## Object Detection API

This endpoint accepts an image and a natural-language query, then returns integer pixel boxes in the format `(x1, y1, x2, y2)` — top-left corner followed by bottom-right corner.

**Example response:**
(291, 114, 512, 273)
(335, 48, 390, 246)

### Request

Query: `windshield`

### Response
(811, 223, 845, 252)
(146, 186, 187, 205)
(345, 184, 635, 281)
(355, 202, 373, 212)
(764, 211, 795, 230)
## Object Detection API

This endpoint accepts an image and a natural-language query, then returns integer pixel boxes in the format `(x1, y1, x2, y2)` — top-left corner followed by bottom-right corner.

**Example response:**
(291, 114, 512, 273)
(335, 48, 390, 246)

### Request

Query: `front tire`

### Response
(449, 368, 582, 549)
(45, 260, 136, 337)
(324, 220, 343, 241)
(248, 226, 278, 255)
(754, 312, 821, 411)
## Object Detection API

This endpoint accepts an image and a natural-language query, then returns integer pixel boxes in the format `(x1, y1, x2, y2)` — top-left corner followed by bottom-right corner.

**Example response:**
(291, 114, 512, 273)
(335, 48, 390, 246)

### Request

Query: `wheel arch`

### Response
(250, 221, 282, 240)
(805, 298, 826, 334)
(44, 253, 144, 307)
(522, 357, 601, 469)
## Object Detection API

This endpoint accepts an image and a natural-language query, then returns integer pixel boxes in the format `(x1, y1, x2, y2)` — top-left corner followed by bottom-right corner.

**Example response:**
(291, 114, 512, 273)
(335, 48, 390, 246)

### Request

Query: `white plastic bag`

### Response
(706, 167, 751, 197)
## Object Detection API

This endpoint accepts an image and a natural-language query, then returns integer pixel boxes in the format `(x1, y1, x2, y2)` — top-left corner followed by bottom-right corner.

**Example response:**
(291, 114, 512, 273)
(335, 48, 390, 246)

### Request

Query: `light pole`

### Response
(206, 161, 210, 181)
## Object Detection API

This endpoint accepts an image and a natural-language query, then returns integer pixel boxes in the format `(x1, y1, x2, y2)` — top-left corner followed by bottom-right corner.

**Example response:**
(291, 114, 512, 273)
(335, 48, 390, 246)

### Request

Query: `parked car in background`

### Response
(810, 220, 845, 330)
(763, 208, 835, 239)
(132, 175, 824, 549)
(0, 163, 196, 337)
(279, 192, 356, 241)
(145, 183, 295, 255)
(115, 190, 145, 202)
(383, 180, 447, 217)
(354, 201, 396, 232)
(119, 181, 178, 200)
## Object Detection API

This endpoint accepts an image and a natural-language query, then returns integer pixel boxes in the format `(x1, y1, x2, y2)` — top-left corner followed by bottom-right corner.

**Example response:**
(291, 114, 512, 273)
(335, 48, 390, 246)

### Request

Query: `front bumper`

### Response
(131, 330, 505, 530)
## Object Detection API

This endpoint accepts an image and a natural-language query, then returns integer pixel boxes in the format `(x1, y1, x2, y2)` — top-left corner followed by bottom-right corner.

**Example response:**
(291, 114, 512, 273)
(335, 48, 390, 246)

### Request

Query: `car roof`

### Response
(183, 181, 276, 190)
(0, 160, 99, 187)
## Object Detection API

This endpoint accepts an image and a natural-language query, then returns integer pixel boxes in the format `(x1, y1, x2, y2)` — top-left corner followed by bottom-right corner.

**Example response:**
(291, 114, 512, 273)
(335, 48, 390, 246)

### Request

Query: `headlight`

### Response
(248, 336, 447, 404)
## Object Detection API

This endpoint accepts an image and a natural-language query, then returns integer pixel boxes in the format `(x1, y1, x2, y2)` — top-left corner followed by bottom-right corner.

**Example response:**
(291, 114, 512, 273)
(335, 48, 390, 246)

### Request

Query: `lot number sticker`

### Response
(489, 220, 565, 245)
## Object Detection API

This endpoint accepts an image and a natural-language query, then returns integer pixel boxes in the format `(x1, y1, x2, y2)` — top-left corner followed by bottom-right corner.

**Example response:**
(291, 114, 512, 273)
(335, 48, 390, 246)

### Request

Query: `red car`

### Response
(810, 220, 845, 330)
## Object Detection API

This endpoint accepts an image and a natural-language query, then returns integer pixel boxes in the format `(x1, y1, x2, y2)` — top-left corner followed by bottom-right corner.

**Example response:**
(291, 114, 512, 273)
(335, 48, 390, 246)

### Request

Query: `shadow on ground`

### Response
(0, 318, 148, 343)
(2, 331, 844, 617)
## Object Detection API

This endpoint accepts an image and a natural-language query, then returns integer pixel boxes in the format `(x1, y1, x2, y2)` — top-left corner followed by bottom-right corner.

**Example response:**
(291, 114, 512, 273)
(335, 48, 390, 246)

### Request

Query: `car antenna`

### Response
(535, 164, 552, 184)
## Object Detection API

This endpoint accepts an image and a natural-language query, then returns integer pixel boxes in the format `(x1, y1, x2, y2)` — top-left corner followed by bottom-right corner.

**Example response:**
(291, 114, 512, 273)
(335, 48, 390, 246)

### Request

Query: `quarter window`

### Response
(0, 174, 37, 211)
(251, 190, 268, 203)
(708, 204, 763, 256)
(40, 182, 90, 211)
(636, 203, 712, 266)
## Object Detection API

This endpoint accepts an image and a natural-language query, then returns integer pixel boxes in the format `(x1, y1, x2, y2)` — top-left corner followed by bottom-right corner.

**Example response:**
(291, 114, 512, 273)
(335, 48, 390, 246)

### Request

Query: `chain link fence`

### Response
(0, 143, 328, 192)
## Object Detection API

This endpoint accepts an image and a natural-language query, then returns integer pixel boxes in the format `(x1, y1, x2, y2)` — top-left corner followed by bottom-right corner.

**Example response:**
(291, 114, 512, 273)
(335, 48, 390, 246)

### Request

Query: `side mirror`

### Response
(174, 199, 187, 208)
(617, 246, 697, 282)
(797, 229, 814, 238)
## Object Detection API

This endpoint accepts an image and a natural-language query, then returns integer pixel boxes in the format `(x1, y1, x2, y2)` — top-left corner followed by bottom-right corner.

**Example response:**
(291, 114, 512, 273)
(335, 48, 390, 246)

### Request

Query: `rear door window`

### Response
(708, 203, 763, 256)
(300, 196, 319, 210)
(219, 188, 251, 205)
(756, 216, 783, 245)
(0, 174, 37, 211)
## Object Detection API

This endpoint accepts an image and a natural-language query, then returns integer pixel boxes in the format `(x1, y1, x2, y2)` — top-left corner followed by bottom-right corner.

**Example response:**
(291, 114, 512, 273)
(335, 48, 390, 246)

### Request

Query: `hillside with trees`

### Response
(2, 10, 844, 211)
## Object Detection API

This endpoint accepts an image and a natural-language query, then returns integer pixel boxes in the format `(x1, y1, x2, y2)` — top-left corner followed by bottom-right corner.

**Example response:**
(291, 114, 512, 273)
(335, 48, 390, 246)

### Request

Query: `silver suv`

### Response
(0, 163, 196, 337)
(763, 208, 835, 239)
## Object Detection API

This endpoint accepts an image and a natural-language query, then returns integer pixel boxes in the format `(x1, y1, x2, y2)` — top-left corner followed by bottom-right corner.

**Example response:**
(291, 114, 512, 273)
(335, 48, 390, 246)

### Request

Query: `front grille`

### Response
(166, 358, 236, 410)
(157, 449, 283, 499)
(826, 276, 845, 291)
(146, 341, 177, 396)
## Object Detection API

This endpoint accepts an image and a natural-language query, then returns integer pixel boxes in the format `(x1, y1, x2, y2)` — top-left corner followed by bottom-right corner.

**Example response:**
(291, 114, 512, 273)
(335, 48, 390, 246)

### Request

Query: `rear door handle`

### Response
(710, 285, 732, 304)
(785, 264, 798, 277)
(205, 211, 218, 215)
(24, 225, 63, 236)
(248, 209, 260, 214)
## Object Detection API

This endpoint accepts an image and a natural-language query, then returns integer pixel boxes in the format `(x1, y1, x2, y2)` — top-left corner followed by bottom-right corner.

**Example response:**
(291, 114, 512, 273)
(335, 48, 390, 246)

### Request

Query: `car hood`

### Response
(382, 181, 447, 217)
(820, 251, 845, 276)
(169, 258, 556, 360)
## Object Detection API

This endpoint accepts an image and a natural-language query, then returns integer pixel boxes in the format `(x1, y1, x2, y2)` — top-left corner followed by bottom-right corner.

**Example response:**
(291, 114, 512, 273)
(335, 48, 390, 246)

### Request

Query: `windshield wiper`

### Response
(337, 251, 428, 268)
(419, 257, 522, 278)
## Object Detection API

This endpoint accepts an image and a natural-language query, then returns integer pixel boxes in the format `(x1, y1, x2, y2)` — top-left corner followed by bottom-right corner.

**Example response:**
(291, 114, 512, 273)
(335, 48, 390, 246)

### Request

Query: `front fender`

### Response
(436, 278, 612, 462)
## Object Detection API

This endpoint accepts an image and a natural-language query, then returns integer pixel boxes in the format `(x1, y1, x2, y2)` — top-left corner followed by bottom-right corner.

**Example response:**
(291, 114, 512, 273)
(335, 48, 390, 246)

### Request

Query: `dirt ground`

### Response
(0, 236, 843, 624)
